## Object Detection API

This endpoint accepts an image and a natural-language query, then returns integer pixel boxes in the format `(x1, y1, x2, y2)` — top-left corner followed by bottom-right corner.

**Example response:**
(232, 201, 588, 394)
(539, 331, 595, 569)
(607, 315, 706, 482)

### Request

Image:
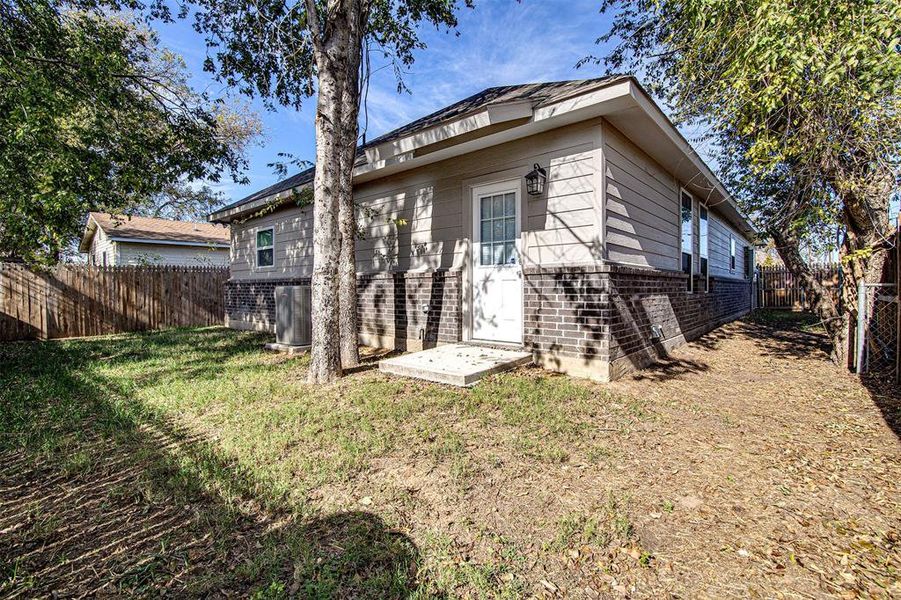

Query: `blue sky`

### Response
(154, 1, 900, 224)
(155, 0, 624, 206)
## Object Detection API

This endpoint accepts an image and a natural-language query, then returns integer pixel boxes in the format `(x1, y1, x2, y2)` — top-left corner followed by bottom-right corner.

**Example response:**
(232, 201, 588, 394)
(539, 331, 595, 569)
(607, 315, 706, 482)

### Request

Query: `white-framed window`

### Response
(256, 227, 274, 268)
(477, 190, 518, 266)
(729, 233, 735, 271)
(680, 189, 694, 292)
(102, 251, 108, 267)
(699, 205, 709, 292)
(730, 235, 737, 271)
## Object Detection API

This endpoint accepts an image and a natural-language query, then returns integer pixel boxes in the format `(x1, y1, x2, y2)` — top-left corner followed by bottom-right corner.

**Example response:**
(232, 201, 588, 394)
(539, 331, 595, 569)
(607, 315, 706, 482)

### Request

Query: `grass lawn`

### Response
(1, 312, 899, 598)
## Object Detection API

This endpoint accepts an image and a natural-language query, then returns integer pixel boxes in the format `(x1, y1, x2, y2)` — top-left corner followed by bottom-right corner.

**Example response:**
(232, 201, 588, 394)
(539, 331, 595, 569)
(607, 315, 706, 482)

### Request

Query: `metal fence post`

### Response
(856, 280, 867, 374)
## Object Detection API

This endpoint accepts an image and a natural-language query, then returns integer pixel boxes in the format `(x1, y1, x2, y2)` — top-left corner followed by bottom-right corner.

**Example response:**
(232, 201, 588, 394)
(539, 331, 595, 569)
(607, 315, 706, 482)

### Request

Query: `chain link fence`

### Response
(855, 282, 898, 376)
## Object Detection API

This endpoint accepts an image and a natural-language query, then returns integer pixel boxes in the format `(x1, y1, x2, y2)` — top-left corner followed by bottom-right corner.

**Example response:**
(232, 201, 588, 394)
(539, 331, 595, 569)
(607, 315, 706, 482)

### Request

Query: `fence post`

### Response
(856, 280, 867, 374)
(896, 222, 900, 383)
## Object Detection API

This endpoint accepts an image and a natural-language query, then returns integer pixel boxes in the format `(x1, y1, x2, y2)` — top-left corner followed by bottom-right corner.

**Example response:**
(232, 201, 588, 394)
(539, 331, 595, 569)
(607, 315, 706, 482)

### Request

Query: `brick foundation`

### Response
(357, 270, 462, 351)
(225, 270, 463, 350)
(227, 264, 750, 381)
(523, 264, 752, 381)
(225, 277, 310, 332)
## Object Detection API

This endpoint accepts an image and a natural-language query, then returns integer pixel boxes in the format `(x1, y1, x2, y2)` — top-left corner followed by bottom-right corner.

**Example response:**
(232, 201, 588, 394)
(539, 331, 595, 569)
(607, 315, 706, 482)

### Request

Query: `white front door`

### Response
(471, 181, 523, 344)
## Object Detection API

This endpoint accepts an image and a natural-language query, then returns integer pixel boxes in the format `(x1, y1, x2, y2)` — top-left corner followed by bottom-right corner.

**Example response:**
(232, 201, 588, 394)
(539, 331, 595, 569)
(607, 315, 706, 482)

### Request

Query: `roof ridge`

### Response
(215, 75, 630, 215)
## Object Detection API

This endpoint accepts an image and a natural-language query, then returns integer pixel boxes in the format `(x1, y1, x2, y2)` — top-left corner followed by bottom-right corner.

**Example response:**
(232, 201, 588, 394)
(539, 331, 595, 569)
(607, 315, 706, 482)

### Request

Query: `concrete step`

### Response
(378, 343, 533, 387)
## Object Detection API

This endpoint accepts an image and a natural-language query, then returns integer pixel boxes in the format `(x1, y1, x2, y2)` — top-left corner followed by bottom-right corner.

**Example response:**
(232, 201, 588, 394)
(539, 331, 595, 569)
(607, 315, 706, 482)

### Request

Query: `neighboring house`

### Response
(79, 213, 230, 267)
(210, 76, 756, 381)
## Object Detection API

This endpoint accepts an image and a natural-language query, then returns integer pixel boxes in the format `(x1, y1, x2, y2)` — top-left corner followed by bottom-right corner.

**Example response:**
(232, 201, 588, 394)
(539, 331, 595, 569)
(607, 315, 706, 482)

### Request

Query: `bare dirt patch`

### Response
(1, 314, 899, 598)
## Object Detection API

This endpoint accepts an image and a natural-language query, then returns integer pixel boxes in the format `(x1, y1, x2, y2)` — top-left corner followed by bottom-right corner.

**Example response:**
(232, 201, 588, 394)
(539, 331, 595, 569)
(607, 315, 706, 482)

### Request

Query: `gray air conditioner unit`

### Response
(275, 285, 312, 347)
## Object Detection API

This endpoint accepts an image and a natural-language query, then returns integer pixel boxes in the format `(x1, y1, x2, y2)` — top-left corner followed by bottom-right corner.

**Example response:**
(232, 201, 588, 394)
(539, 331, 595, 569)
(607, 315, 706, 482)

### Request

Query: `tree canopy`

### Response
(184, 0, 472, 381)
(189, 0, 471, 120)
(595, 0, 900, 235)
(591, 0, 901, 362)
(0, 0, 261, 264)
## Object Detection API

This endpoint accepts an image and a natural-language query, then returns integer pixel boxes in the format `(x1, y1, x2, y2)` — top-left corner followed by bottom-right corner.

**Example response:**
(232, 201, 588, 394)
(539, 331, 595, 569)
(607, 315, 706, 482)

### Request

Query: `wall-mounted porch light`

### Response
(524, 163, 547, 196)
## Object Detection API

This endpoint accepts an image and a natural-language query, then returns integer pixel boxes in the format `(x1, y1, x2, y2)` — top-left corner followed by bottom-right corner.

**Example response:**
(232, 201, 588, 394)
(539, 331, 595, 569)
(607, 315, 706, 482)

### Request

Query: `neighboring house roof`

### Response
(209, 75, 755, 238)
(79, 213, 230, 252)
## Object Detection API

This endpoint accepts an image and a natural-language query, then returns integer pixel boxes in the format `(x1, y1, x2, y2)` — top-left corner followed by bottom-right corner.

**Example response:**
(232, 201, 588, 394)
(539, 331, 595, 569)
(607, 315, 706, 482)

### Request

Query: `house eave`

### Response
(78, 216, 98, 252)
(108, 237, 230, 248)
(213, 76, 755, 237)
(350, 79, 637, 185)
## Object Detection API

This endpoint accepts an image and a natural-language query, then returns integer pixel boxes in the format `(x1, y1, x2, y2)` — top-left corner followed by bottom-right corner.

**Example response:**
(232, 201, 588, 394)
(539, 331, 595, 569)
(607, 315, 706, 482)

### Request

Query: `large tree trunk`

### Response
(831, 163, 893, 369)
(835, 187, 891, 369)
(771, 227, 849, 364)
(337, 35, 362, 369)
(307, 68, 345, 384)
(306, 1, 365, 384)
(772, 171, 891, 370)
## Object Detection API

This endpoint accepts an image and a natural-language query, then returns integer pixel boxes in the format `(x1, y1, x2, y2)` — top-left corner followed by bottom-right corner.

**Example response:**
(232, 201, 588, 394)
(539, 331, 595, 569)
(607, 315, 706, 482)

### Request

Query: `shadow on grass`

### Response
(861, 373, 901, 440)
(0, 328, 427, 598)
(742, 309, 900, 440)
(624, 309, 828, 383)
(741, 309, 832, 360)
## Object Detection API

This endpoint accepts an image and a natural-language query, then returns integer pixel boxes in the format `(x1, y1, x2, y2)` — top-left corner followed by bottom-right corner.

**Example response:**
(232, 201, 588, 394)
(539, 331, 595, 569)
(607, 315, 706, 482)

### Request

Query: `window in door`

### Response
(680, 191, 693, 292)
(479, 192, 517, 266)
(699, 206, 709, 292)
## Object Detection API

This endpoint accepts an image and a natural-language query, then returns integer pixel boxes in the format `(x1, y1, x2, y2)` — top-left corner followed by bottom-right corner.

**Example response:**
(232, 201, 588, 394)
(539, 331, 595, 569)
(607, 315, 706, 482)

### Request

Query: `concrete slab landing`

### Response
(378, 343, 533, 387)
(264, 342, 310, 355)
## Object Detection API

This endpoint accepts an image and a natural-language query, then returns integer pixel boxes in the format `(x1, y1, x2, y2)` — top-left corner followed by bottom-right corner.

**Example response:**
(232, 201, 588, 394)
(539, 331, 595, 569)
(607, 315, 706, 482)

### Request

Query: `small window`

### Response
(102, 251, 108, 267)
(699, 206, 709, 292)
(730, 236, 737, 271)
(256, 227, 274, 268)
(680, 191, 693, 292)
(744, 246, 754, 279)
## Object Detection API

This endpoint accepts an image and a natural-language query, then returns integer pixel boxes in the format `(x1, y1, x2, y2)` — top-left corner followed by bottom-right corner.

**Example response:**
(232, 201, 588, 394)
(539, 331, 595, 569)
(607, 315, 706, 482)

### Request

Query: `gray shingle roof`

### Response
(216, 76, 626, 215)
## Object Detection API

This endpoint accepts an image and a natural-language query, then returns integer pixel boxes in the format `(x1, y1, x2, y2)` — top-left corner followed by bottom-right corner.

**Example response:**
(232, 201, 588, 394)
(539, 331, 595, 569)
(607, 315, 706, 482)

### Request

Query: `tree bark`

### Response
(771, 172, 891, 370)
(771, 227, 849, 364)
(337, 22, 363, 369)
(306, 1, 365, 383)
(831, 163, 893, 369)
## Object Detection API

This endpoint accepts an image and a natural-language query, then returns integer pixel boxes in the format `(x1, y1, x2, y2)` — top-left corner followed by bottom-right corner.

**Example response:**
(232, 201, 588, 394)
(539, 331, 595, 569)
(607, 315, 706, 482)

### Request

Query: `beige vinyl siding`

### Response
(603, 122, 680, 270)
(708, 213, 748, 279)
(116, 242, 230, 267)
(229, 207, 313, 279)
(230, 118, 603, 280)
(89, 228, 117, 266)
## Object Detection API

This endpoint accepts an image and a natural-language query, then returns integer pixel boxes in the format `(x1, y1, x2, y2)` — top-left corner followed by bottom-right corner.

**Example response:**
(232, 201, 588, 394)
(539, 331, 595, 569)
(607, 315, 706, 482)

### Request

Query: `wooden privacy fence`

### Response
(756, 264, 841, 310)
(0, 263, 229, 341)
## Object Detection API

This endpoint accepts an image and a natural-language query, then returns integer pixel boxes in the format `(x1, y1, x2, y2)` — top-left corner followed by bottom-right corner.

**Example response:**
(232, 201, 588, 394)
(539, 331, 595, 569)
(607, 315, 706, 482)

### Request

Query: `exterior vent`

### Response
(275, 285, 312, 347)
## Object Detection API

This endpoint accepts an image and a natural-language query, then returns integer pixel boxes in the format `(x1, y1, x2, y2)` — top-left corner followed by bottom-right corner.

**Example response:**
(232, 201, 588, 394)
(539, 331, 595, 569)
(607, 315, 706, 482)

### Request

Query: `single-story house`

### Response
(210, 76, 756, 381)
(80, 213, 230, 267)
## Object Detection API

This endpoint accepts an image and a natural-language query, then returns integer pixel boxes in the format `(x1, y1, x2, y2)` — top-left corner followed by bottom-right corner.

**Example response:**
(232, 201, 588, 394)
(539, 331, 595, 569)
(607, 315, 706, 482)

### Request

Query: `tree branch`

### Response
(304, 0, 322, 51)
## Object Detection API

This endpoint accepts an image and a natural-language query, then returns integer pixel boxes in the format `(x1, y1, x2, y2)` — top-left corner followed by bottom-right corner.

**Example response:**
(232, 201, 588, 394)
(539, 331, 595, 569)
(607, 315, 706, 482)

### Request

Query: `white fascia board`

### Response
(624, 81, 756, 238)
(364, 111, 492, 164)
(353, 84, 634, 184)
(363, 100, 534, 164)
(78, 215, 98, 252)
(109, 237, 230, 248)
(209, 187, 302, 223)
(485, 100, 534, 123)
(532, 80, 634, 122)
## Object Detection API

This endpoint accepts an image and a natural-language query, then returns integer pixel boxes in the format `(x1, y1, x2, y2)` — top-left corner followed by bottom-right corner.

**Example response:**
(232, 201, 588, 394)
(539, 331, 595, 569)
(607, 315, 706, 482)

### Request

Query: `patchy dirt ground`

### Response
(1, 312, 899, 598)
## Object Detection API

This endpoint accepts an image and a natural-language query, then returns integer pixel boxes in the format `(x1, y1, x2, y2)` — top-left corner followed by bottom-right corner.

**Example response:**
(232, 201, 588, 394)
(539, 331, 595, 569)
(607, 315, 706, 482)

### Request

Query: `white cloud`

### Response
(360, 0, 608, 140)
